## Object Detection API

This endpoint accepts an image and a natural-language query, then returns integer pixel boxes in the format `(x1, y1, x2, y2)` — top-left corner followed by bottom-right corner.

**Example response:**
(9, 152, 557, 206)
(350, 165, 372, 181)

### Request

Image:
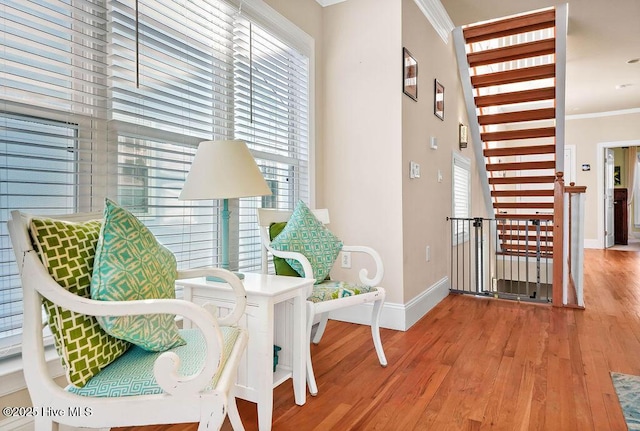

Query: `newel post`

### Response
(552, 172, 565, 306)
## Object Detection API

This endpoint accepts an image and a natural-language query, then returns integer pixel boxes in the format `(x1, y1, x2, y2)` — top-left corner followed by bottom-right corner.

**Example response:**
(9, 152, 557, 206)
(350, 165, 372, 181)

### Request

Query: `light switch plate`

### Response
(410, 161, 421, 179)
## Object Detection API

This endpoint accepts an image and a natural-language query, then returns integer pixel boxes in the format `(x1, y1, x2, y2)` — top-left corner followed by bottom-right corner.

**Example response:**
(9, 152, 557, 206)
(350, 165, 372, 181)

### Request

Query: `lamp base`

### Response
(206, 272, 245, 283)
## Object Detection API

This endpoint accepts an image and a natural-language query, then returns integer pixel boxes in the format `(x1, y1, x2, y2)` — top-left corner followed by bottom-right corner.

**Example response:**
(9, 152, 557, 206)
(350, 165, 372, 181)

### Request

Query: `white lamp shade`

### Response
(179, 140, 272, 200)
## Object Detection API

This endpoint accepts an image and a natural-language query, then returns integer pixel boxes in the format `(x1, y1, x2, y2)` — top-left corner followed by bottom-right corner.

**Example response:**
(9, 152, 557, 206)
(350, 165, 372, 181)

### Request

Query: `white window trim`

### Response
(452, 152, 472, 245)
(0, 0, 315, 395)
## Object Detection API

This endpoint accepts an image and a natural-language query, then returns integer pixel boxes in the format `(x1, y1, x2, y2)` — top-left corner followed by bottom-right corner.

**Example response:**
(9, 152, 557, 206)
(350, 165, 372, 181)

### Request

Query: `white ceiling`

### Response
(439, 0, 640, 116)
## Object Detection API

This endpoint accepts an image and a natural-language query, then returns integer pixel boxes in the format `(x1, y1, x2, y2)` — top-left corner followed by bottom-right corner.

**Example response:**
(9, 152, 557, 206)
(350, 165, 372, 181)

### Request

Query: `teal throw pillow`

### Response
(91, 199, 185, 352)
(270, 200, 343, 284)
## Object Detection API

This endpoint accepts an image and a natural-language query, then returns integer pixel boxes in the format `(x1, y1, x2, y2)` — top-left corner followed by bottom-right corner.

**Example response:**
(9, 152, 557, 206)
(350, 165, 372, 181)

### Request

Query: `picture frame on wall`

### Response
(434, 79, 444, 120)
(403, 48, 418, 101)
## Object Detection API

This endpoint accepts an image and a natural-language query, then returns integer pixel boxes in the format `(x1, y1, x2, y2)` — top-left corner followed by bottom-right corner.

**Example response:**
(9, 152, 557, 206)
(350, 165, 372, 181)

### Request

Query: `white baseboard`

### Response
(329, 276, 449, 331)
(0, 416, 108, 431)
(584, 238, 601, 249)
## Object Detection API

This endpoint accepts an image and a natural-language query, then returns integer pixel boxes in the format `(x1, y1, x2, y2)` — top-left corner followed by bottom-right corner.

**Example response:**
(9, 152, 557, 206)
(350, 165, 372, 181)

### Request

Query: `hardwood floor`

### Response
(115, 249, 640, 431)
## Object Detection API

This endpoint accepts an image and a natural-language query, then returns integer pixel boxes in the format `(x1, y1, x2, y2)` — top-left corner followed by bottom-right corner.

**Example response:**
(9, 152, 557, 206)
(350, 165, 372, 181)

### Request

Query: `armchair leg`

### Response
(312, 312, 329, 344)
(227, 393, 245, 431)
(371, 297, 387, 367)
(306, 301, 319, 396)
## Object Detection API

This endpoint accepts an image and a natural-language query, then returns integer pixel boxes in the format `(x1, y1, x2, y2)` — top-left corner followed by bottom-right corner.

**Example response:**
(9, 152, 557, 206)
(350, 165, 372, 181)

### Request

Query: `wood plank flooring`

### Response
(114, 249, 640, 431)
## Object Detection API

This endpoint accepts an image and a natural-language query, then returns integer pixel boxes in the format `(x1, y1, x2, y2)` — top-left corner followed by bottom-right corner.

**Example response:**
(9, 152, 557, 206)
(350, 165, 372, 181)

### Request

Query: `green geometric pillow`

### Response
(270, 200, 343, 284)
(91, 199, 185, 352)
(269, 222, 301, 278)
(30, 217, 131, 388)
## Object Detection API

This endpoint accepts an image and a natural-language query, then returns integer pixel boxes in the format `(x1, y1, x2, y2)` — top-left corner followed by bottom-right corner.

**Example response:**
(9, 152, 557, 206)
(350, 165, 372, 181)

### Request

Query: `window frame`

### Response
(452, 152, 472, 245)
(0, 0, 314, 367)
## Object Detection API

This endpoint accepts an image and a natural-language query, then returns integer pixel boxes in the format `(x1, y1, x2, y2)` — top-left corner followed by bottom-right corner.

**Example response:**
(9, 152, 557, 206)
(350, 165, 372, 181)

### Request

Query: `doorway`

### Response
(596, 140, 640, 249)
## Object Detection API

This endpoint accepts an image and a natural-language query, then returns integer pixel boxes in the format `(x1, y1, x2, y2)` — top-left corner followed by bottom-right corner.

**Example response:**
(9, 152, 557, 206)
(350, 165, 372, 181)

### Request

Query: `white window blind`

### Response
(234, 16, 310, 272)
(0, 0, 310, 356)
(452, 152, 471, 245)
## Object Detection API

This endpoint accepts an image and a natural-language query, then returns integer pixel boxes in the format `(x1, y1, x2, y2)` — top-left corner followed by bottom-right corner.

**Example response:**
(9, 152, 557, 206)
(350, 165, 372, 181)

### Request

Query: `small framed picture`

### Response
(403, 48, 418, 101)
(434, 80, 444, 120)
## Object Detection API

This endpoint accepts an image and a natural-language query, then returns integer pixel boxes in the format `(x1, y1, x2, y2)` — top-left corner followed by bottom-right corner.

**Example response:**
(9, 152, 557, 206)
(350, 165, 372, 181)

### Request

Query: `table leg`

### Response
(292, 293, 307, 405)
(256, 300, 274, 431)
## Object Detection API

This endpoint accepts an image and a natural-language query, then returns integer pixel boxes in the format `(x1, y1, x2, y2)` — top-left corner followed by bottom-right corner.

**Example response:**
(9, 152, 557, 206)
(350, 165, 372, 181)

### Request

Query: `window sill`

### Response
(0, 348, 65, 398)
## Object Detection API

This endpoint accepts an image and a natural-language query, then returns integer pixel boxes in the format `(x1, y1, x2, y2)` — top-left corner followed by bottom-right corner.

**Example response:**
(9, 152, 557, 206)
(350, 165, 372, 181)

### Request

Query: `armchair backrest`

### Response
(256, 208, 329, 274)
(7, 210, 104, 404)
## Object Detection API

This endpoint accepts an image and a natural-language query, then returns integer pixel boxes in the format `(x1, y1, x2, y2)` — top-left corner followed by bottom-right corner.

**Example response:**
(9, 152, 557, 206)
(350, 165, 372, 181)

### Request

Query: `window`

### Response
(452, 152, 471, 245)
(0, 0, 310, 356)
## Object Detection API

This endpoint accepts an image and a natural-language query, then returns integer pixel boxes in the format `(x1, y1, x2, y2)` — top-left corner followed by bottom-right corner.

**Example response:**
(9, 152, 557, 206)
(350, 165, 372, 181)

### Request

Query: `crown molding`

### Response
(315, 0, 347, 6)
(413, 0, 454, 43)
(566, 107, 640, 120)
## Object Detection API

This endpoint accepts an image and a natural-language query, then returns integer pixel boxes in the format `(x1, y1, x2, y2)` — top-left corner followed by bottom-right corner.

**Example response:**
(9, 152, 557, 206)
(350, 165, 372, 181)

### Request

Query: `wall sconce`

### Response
(459, 123, 468, 149)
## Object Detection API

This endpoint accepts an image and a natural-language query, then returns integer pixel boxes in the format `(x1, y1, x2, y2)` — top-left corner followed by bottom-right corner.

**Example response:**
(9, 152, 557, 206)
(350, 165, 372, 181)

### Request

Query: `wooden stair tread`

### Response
(484, 144, 556, 157)
(487, 160, 555, 171)
(499, 234, 553, 242)
(495, 213, 553, 220)
(479, 108, 555, 126)
(491, 189, 554, 197)
(475, 87, 555, 107)
(471, 64, 555, 88)
(494, 202, 554, 209)
(495, 250, 553, 258)
(497, 224, 553, 232)
(482, 127, 555, 142)
(463, 9, 556, 44)
(500, 243, 553, 252)
(467, 39, 555, 68)
(489, 175, 556, 184)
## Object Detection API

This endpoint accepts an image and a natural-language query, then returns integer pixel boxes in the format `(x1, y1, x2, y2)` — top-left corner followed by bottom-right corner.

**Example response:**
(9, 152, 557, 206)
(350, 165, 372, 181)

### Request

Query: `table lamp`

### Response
(179, 140, 272, 279)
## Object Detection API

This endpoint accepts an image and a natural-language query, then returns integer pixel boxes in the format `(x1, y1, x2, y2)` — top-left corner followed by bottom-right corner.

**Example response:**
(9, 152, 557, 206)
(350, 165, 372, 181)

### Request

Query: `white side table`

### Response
(179, 273, 313, 431)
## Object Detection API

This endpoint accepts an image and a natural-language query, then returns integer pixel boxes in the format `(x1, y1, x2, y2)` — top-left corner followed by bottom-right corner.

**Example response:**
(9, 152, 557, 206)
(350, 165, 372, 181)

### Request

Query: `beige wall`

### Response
(321, 0, 405, 303)
(269, 0, 487, 306)
(400, 0, 481, 302)
(568, 112, 640, 243)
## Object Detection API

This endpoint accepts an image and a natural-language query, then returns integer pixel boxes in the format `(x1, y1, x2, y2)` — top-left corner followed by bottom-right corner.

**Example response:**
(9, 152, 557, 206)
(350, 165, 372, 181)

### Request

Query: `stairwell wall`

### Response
(401, 0, 489, 310)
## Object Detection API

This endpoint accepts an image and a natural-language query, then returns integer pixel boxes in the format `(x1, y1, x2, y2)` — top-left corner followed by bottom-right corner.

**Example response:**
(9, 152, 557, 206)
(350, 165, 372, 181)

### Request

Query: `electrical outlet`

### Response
(341, 251, 352, 268)
(426, 245, 431, 262)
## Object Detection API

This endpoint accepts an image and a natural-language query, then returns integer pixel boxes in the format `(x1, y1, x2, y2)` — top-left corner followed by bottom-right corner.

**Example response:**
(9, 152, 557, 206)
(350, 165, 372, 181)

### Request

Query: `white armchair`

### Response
(7, 210, 249, 431)
(257, 206, 387, 396)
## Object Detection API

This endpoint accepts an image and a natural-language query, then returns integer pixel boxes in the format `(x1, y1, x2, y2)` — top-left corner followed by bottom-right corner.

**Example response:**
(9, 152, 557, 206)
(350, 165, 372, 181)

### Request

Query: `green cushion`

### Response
(67, 328, 241, 397)
(91, 199, 185, 352)
(30, 217, 131, 388)
(270, 200, 343, 284)
(269, 222, 301, 277)
(308, 281, 377, 303)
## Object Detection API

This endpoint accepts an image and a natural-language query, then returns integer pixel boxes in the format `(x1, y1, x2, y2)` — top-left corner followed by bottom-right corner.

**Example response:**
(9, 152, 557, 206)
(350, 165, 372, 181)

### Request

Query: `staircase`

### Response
(453, 6, 567, 258)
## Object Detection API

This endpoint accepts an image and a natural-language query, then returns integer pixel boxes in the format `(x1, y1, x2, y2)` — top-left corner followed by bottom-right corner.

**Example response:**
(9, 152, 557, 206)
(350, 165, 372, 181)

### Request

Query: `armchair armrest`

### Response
(269, 247, 314, 279)
(341, 245, 384, 286)
(22, 249, 244, 397)
(177, 267, 247, 327)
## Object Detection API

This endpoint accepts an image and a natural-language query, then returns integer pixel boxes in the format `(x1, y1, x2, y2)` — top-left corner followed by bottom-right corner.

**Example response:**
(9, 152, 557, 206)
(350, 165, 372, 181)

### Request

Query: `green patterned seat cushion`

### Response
(67, 328, 240, 397)
(308, 280, 377, 303)
(270, 201, 343, 284)
(91, 199, 185, 352)
(30, 217, 131, 388)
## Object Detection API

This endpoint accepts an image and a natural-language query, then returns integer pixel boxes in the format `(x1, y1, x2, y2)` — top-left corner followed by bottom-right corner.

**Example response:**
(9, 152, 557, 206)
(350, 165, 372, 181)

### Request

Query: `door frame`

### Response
(596, 140, 640, 249)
